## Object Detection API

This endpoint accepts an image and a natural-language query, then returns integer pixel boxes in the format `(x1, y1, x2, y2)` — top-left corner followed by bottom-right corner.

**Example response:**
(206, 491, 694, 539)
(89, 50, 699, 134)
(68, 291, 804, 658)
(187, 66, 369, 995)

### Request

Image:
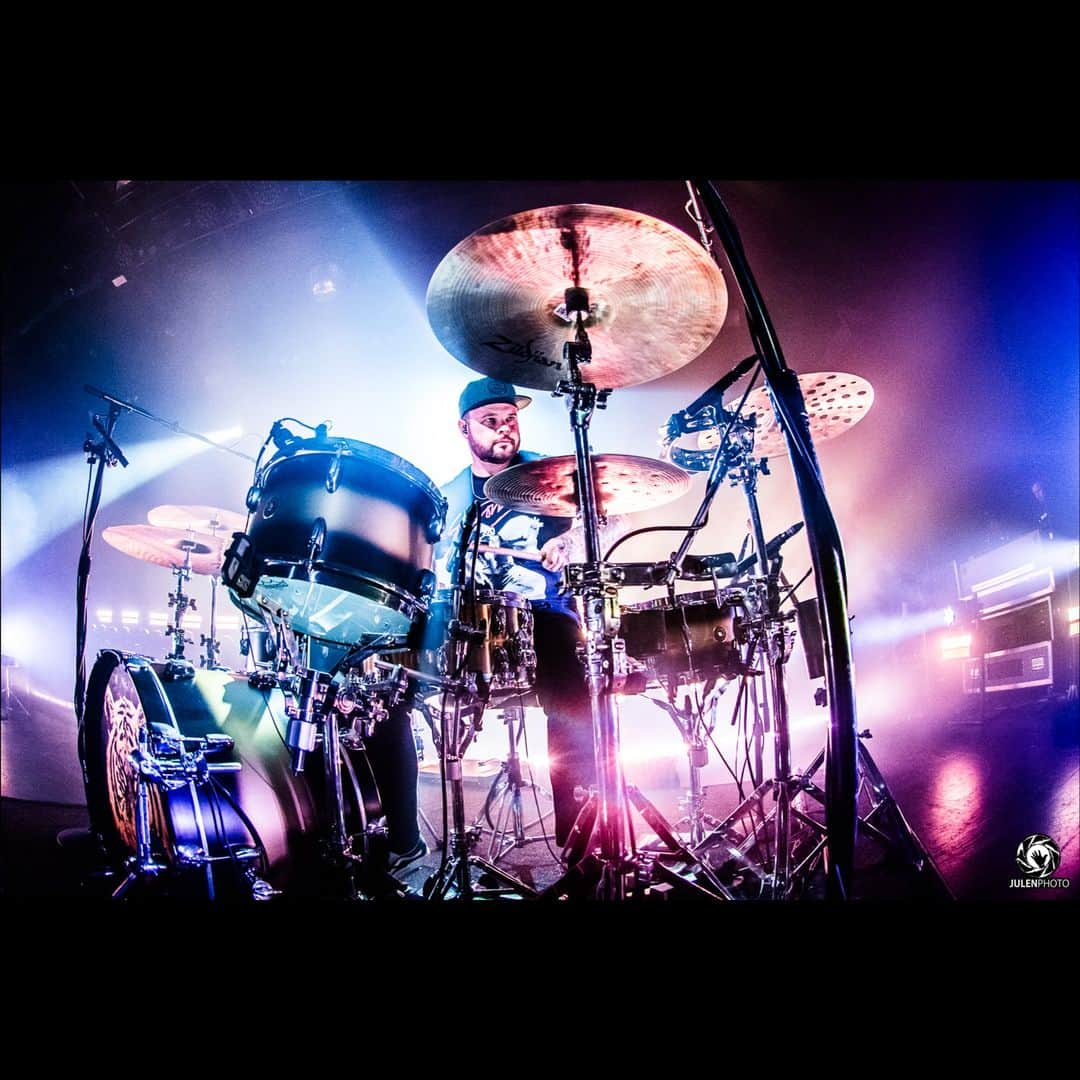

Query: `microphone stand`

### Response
(84, 385, 257, 463)
(75, 403, 127, 779)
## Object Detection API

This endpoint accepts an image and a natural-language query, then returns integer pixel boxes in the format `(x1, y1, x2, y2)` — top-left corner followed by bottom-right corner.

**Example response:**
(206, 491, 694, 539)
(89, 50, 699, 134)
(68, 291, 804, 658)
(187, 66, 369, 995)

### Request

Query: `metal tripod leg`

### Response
(472, 704, 555, 864)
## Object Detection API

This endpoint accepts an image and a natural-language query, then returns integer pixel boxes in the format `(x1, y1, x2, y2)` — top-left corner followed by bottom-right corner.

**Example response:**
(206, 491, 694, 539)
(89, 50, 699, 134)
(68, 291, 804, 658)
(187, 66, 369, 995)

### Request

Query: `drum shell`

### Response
(405, 589, 536, 696)
(81, 649, 380, 896)
(246, 440, 446, 643)
(621, 590, 745, 683)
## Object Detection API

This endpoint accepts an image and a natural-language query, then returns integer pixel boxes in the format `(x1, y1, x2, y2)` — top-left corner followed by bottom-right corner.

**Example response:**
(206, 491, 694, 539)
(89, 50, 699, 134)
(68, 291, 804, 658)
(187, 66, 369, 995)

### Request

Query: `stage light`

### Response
(0, 612, 44, 666)
(180, 614, 202, 629)
(148, 612, 169, 627)
(1, 426, 247, 578)
(1069, 605, 1079, 637)
(95, 608, 113, 623)
(309, 262, 342, 300)
(121, 610, 140, 625)
(941, 632, 972, 660)
(856, 606, 958, 646)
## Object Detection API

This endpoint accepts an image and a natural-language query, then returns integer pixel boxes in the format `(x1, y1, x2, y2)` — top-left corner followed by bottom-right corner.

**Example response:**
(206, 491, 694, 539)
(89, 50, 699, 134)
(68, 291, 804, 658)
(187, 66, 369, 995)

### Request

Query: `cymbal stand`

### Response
(643, 685, 724, 847)
(200, 576, 225, 670)
(200, 515, 230, 670)
(475, 700, 555, 864)
(546, 295, 728, 901)
(686, 444, 819, 898)
(165, 541, 198, 663)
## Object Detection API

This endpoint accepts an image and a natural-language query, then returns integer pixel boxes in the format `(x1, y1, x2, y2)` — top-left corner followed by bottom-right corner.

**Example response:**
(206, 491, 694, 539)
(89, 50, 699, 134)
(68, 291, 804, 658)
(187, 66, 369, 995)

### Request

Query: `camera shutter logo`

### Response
(1015, 834, 1061, 878)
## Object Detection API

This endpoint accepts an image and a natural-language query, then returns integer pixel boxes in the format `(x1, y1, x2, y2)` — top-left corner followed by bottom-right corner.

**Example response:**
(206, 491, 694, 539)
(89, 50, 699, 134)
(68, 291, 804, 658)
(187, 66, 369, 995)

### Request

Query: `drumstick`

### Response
(476, 544, 545, 563)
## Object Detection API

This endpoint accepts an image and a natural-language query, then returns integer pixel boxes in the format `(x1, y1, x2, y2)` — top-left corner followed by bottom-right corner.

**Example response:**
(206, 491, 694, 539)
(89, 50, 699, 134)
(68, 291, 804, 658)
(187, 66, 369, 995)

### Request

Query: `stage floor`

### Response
(2, 672, 1076, 902)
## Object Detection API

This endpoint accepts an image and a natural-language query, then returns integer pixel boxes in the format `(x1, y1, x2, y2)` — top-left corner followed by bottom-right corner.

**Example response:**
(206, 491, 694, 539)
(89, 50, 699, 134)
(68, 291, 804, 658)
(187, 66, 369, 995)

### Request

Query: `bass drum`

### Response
(81, 649, 384, 899)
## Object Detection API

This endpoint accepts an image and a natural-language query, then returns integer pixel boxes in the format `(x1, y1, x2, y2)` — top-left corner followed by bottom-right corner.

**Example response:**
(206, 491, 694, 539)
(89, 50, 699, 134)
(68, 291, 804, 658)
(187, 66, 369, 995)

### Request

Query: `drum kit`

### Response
(76, 199, 887, 902)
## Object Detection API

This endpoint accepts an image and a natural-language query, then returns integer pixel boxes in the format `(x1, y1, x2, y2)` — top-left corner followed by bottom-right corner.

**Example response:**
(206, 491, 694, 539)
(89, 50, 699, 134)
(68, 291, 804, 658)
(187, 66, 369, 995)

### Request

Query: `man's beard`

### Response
(469, 434, 518, 465)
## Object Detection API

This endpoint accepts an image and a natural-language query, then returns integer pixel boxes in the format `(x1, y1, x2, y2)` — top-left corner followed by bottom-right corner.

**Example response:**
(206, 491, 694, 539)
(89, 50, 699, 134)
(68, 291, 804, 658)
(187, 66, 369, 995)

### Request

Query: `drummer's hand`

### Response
(540, 534, 573, 573)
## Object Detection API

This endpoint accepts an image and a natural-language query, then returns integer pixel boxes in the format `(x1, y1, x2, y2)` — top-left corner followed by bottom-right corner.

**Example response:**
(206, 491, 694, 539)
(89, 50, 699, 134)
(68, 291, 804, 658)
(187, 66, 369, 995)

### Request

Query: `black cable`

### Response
(703, 690, 745, 794)
(82, 460, 94, 536)
(603, 366, 762, 563)
(209, 775, 270, 878)
(779, 568, 812, 611)
(518, 696, 564, 865)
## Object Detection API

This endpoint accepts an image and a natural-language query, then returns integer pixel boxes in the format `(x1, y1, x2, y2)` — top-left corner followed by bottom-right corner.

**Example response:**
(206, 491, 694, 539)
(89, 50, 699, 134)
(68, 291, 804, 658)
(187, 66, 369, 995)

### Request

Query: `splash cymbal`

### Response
(146, 504, 246, 535)
(482, 454, 691, 518)
(698, 371, 875, 458)
(102, 525, 225, 576)
(427, 204, 728, 391)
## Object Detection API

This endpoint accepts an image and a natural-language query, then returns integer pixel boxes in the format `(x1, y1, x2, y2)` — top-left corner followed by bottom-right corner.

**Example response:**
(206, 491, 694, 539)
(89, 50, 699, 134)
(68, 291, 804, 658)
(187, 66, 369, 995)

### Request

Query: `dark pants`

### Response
(532, 607, 596, 846)
(371, 606, 596, 853)
(364, 704, 421, 854)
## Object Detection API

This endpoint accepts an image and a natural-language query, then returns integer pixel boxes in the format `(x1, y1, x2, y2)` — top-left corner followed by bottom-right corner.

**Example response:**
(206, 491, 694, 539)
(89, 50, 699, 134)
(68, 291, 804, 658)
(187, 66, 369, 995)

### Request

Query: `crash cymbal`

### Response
(698, 371, 875, 458)
(147, 504, 246, 535)
(102, 525, 225, 576)
(426, 204, 728, 392)
(483, 454, 691, 518)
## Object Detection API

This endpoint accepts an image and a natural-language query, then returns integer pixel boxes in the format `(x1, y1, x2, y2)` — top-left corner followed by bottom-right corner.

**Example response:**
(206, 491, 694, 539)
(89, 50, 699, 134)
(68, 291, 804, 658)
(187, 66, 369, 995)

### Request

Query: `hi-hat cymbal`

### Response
(483, 454, 691, 518)
(426, 204, 728, 392)
(102, 525, 225, 576)
(698, 371, 875, 458)
(147, 504, 246, 535)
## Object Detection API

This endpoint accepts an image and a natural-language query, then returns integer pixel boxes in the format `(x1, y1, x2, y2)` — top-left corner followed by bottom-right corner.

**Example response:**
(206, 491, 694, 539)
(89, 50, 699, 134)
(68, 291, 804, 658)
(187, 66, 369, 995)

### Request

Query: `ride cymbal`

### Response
(483, 454, 691, 518)
(427, 204, 728, 391)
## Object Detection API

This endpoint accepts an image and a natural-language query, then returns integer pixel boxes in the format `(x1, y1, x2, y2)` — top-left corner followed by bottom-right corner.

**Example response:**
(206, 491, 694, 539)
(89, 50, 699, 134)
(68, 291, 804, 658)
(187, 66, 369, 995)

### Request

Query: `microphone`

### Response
(731, 521, 806, 575)
(761, 521, 804, 560)
(680, 552, 740, 579)
(84, 384, 134, 411)
(270, 421, 298, 454)
(677, 523, 804, 580)
(663, 353, 760, 440)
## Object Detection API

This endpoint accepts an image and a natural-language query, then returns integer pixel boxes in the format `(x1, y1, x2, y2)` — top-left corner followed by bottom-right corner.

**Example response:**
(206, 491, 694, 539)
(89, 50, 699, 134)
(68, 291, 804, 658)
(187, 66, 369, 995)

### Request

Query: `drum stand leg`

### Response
(423, 694, 537, 900)
(474, 702, 555, 864)
(112, 726, 169, 899)
(644, 692, 723, 848)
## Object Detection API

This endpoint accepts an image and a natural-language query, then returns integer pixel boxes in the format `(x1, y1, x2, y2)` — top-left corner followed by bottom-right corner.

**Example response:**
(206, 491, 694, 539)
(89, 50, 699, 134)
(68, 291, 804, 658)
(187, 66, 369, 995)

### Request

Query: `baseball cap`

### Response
(458, 377, 532, 418)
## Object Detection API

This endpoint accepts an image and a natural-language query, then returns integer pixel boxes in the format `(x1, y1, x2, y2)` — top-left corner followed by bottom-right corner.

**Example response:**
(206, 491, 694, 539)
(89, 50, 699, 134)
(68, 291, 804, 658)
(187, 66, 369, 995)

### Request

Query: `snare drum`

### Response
(240, 436, 447, 646)
(417, 588, 536, 698)
(620, 589, 749, 686)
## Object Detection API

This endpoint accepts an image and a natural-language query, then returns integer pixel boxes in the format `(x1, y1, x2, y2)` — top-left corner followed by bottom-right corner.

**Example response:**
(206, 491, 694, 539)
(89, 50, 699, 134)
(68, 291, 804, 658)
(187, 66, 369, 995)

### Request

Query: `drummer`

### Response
(436, 376, 626, 852)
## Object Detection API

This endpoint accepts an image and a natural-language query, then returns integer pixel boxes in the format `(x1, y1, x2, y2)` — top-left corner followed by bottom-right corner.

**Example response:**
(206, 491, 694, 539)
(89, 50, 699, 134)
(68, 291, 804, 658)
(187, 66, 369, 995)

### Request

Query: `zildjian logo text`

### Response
(481, 336, 562, 369)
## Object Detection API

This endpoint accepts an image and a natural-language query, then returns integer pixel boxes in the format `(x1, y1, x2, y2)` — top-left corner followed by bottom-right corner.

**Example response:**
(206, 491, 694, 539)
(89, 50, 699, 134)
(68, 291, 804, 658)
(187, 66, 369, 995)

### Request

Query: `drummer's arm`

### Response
(539, 515, 630, 572)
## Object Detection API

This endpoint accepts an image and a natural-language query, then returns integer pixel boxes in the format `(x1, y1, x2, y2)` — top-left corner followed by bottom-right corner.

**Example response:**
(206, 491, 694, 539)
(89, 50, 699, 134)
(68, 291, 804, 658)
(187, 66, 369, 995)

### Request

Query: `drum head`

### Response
(248, 574, 416, 644)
